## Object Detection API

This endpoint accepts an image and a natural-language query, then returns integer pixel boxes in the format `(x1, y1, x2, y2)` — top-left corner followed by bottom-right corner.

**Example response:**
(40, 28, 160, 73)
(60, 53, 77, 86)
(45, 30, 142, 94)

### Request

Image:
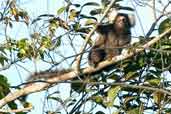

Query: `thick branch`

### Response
(0, 28, 171, 108)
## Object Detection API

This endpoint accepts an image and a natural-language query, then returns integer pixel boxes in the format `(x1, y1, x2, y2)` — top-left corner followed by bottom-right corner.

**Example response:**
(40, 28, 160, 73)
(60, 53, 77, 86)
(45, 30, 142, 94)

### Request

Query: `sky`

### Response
(0, 0, 171, 114)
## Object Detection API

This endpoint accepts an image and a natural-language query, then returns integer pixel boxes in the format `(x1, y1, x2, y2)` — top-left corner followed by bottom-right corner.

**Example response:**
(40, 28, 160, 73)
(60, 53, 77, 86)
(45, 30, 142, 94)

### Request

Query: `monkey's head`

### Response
(108, 13, 135, 34)
(108, 9, 135, 26)
(114, 13, 135, 31)
(108, 10, 135, 32)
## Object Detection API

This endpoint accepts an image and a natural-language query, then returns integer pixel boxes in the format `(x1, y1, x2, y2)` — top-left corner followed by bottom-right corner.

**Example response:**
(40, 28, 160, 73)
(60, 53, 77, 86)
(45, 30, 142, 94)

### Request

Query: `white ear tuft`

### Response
(128, 14, 136, 27)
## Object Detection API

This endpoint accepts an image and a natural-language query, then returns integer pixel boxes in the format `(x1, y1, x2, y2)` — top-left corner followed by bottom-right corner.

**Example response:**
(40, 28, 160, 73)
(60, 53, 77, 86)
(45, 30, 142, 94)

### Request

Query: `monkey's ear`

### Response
(128, 14, 136, 27)
(108, 9, 118, 23)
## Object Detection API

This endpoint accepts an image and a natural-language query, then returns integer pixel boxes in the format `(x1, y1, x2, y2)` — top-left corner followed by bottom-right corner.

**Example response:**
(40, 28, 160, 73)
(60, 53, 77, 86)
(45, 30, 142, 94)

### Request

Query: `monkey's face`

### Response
(114, 15, 130, 31)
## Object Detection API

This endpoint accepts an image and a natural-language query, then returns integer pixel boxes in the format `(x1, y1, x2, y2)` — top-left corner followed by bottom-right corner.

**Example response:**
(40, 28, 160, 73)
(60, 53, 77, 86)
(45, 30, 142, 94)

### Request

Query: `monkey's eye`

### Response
(117, 16, 126, 23)
(121, 17, 126, 22)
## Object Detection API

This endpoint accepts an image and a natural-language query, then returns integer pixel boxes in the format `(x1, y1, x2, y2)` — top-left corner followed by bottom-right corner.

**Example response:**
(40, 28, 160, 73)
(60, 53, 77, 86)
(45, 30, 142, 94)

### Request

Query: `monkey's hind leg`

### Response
(105, 49, 119, 61)
(88, 47, 106, 67)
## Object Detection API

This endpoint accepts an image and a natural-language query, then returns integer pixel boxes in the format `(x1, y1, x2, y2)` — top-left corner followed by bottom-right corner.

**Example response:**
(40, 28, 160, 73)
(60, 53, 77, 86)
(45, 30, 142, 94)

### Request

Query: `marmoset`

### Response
(27, 12, 135, 81)
(88, 13, 135, 66)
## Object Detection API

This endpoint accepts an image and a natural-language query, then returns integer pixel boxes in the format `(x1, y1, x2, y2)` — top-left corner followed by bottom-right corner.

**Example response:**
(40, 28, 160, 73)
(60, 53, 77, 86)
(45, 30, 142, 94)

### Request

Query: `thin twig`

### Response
(0, 105, 33, 113)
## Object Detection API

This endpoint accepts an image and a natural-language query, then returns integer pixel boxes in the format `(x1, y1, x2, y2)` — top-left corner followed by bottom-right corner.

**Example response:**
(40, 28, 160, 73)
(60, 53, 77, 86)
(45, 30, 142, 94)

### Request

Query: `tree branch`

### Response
(0, 23, 171, 108)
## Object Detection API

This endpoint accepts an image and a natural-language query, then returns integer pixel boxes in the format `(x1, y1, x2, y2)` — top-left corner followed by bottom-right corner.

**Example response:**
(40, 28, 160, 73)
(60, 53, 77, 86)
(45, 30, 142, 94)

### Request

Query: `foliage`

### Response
(0, 0, 170, 114)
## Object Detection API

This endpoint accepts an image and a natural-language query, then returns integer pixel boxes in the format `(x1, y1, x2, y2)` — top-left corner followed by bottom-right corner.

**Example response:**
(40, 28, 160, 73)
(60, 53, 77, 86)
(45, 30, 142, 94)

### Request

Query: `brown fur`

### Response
(88, 13, 134, 66)
(27, 69, 72, 81)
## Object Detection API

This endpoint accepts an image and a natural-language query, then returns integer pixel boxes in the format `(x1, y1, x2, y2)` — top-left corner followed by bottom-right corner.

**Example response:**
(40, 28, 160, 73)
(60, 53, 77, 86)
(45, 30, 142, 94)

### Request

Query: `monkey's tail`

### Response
(27, 69, 72, 82)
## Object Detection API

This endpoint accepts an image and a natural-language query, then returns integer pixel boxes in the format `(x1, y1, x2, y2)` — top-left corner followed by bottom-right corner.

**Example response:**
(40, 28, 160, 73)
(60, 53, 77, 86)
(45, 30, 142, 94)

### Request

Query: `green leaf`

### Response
(101, 0, 110, 6)
(55, 36, 61, 47)
(147, 78, 161, 86)
(82, 2, 100, 8)
(57, 6, 66, 15)
(0, 55, 8, 66)
(69, 9, 79, 21)
(125, 71, 138, 80)
(17, 39, 28, 49)
(165, 108, 171, 113)
(90, 8, 102, 15)
(80, 14, 97, 21)
(112, 111, 120, 114)
(48, 96, 63, 103)
(49, 19, 59, 30)
(71, 79, 85, 93)
(67, 99, 76, 107)
(104, 86, 120, 107)
(0, 75, 9, 87)
(0, 74, 10, 98)
(108, 86, 120, 98)
(0, 46, 7, 55)
(127, 107, 142, 114)
(161, 45, 171, 50)
(9, 21, 13, 28)
(119, 6, 134, 11)
(90, 96, 103, 104)
(85, 19, 97, 26)
(95, 111, 105, 114)
(138, 57, 145, 67)
(73, 23, 81, 31)
(159, 18, 171, 34)
(73, 4, 81, 7)
(41, 36, 52, 48)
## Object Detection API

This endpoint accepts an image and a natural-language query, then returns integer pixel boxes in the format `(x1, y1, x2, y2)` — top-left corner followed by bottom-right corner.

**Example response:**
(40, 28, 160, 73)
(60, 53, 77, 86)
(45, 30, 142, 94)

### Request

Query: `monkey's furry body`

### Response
(88, 13, 135, 66)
